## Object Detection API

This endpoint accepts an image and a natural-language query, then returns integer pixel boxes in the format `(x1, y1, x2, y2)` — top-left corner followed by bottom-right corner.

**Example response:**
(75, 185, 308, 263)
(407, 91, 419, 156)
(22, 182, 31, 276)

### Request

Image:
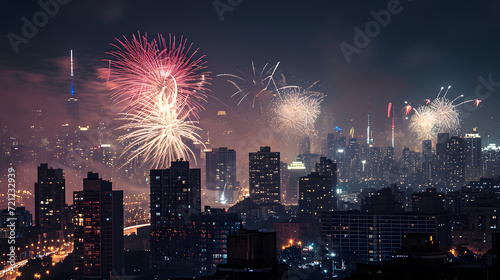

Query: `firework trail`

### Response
(218, 61, 281, 113)
(109, 33, 209, 168)
(409, 86, 481, 141)
(269, 86, 324, 136)
(117, 80, 203, 169)
(108, 32, 209, 119)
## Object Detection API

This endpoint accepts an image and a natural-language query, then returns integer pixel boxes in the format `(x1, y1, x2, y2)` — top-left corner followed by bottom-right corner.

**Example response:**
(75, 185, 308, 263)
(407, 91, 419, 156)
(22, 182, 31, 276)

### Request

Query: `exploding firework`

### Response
(109, 33, 209, 168)
(409, 86, 481, 141)
(218, 61, 281, 112)
(270, 86, 324, 136)
(108, 32, 209, 119)
(117, 83, 203, 169)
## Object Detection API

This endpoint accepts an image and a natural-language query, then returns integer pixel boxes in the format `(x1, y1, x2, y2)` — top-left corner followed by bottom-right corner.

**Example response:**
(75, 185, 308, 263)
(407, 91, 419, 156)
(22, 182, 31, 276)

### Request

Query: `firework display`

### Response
(408, 86, 481, 141)
(218, 61, 281, 112)
(269, 86, 324, 136)
(108, 33, 209, 119)
(109, 33, 209, 168)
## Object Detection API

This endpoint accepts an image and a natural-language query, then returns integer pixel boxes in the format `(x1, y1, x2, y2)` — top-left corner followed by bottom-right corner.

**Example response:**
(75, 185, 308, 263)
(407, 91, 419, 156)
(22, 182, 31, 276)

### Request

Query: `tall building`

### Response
(299, 136, 311, 155)
(344, 138, 361, 182)
(216, 110, 232, 145)
(326, 133, 335, 159)
(73, 172, 124, 279)
(464, 130, 482, 183)
(193, 207, 241, 275)
(333, 136, 347, 179)
(446, 136, 466, 188)
(67, 50, 79, 129)
(205, 147, 236, 204)
(436, 133, 450, 183)
(249, 147, 280, 205)
(299, 171, 334, 219)
(482, 143, 500, 177)
(422, 140, 435, 184)
(286, 156, 307, 204)
(367, 146, 384, 180)
(35, 163, 65, 232)
(150, 160, 201, 271)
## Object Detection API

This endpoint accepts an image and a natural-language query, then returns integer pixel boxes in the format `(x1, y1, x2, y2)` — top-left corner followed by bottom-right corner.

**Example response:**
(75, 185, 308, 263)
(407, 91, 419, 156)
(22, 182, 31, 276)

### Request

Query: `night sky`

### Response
(2, 0, 500, 163)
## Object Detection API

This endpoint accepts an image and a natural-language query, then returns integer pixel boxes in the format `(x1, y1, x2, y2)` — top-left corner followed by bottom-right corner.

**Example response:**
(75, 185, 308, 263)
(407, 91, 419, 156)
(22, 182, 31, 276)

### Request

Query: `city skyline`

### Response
(1, 1, 500, 279)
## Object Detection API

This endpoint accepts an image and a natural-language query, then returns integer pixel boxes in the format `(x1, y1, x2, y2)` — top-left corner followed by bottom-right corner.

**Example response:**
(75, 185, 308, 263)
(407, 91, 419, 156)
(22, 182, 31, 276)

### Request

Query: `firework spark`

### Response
(270, 86, 324, 136)
(109, 33, 209, 168)
(409, 86, 481, 141)
(218, 61, 281, 112)
(108, 32, 209, 119)
(117, 82, 203, 169)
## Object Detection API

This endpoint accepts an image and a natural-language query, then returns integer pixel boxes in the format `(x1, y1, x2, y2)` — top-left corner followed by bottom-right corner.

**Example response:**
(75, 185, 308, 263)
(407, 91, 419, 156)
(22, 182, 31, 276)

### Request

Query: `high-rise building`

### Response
(280, 161, 289, 202)
(344, 138, 361, 182)
(298, 172, 333, 218)
(326, 133, 335, 159)
(215, 110, 232, 145)
(422, 140, 435, 184)
(67, 50, 79, 130)
(150, 160, 201, 271)
(286, 156, 307, 204)
(367, 147, 384, 180)
(482, 144, 500, 177)
(90, 143, 117, 169)
(249, 147, 280, 205)
(316, 157, 338, 210)
(299, 168, 335, 219)
(446, 136, 466, 188)
(35, 163, 65, 232)
(333, 136, 347, 179)
(205, 147, 236, 204)
(464, 131, 482, 183)
(299, 136, 311, 155)
(73, 172, 124, 279)
(436, 133, 450, 183)
(193, 207, 241, 275)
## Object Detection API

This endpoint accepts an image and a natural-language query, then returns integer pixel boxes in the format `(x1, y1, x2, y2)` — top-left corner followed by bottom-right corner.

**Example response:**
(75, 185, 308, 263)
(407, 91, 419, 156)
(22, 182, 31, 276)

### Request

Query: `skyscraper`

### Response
(205, 147, 236, 204)
(67, 50, 79, 130)
(326, 133, 335, 159)
(286, 156, 307, 204)
(422, 139, 435, 184)
(193, 207, 241, 275)
(344, 138, 361, 182)
(436, 133, 450, 183)
(446, 136, 466, 188)
(482, 144, 500, 177)
(73, 172, 124, 279)
(150, 160, 201, 271)
(464, 130, 482, 183)
(249, 146, 280, 205)
(35, 163, 65, 232)
(299, 171, 334, 219)
(367, 146, 384, 180)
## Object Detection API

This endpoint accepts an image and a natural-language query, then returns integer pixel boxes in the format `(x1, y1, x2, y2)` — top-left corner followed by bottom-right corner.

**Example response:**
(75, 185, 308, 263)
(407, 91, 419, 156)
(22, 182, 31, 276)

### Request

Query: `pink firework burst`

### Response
(108, 32, 210, 119)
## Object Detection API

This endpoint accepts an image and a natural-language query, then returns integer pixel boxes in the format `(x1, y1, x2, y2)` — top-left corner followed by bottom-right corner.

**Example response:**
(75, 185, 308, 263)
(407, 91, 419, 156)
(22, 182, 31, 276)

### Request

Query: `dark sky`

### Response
(2, 0, 500, 159)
